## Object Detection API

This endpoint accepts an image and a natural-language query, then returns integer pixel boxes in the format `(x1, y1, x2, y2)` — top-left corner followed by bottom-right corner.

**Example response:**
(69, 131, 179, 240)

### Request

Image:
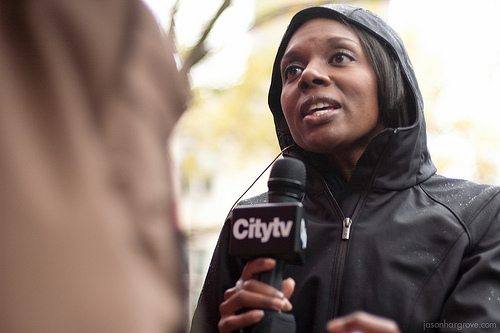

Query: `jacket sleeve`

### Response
(190, 216, 247, 333)
(438, 194, 500, 330)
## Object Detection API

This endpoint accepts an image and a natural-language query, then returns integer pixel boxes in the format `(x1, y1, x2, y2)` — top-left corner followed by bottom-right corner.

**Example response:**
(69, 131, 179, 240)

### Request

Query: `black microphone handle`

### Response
(250, 257, 295, 333)
(260, 158, 305, 289)
(247, 158, 305, 333)
(259, 189, 292, 289)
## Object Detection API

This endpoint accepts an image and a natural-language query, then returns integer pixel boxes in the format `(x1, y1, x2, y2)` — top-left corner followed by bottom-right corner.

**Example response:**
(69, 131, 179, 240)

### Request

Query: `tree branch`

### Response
(180, 0, 231, 74)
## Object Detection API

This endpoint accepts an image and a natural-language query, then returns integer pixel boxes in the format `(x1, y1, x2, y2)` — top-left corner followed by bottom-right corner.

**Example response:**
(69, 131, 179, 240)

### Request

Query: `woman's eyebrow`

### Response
(281, 50, 300, 65)
(327, 36, 359, 45)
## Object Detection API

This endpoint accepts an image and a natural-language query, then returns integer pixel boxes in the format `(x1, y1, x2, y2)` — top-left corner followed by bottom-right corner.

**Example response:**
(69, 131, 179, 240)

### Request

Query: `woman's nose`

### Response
(299, 63, 330, 90)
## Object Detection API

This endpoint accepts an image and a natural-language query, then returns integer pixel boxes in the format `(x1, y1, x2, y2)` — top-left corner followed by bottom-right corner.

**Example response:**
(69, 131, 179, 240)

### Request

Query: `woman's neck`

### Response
(325, 152, 360, 182)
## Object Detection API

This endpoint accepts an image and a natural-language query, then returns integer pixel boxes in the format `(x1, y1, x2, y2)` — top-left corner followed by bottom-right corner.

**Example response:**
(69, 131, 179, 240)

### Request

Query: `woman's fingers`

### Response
(240, 257, 277, 281)
(327, 311, 401, 333)
(218, 258, 295, 333)
(220, 280, 290, 316)
(281, 277, 295, 300)
(218, 309, 264, 333)
(243, 279, 292, 311)
(224, 279, 283, 301)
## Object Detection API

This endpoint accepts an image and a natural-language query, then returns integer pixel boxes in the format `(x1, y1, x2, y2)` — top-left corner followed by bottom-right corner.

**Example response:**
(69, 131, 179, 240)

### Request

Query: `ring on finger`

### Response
(235, 279, 244, 291)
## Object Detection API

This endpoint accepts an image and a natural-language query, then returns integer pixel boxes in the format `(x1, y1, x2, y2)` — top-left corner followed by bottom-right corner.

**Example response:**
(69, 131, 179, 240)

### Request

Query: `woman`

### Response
(191, 4, 500, 333)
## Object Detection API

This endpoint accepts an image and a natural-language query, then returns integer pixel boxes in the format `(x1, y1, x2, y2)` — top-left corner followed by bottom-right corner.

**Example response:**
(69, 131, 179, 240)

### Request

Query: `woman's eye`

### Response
(284, 65, 303, 80)
(331, 52, 354, 64)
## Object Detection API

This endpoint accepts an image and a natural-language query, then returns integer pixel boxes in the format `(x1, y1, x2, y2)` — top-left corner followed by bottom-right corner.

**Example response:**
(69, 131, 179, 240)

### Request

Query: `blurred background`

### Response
(142, 0, 500, 322)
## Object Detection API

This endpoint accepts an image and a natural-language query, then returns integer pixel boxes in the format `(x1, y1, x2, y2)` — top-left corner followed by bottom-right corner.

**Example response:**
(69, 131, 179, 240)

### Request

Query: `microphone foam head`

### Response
(268, 158, 306, 202)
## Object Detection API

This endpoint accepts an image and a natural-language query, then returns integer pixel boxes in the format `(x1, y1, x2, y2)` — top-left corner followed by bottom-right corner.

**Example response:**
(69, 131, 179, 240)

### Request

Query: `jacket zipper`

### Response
(342, 217, 353, 240)
(328, 130, 397, 318)
(328, 185, 373, 317)
(323, 182, 351, 319)
(331, 223, 350, 318)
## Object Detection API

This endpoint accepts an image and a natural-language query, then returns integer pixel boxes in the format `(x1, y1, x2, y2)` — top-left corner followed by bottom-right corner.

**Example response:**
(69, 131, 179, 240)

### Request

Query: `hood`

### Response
(268, 4, 436, 190)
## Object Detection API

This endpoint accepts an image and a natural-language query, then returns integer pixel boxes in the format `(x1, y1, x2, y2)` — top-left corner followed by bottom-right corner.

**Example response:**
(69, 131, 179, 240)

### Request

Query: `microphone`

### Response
(229, 157, 307, 333)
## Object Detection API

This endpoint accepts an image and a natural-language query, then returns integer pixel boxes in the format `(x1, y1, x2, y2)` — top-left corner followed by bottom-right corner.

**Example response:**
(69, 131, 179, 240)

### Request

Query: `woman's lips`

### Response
(304, 107, 339, 125)
(301, 98, 341, 125)
(309, 102, 338, 115)
(301, 97, 341, 115)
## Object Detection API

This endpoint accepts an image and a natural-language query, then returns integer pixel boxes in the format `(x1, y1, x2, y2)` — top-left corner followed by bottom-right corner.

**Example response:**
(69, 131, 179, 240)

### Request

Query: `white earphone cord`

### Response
(226, 144, 294, 217)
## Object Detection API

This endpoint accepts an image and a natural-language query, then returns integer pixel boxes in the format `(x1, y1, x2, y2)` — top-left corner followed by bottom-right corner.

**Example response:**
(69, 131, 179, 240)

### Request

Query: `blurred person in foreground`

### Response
(0, 0, 189, 332)
(191, 4, 500, 333)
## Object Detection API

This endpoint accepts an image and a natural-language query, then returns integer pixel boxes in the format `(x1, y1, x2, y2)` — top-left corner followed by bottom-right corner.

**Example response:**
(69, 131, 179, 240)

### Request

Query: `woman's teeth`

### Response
(309, 102, 335, 115)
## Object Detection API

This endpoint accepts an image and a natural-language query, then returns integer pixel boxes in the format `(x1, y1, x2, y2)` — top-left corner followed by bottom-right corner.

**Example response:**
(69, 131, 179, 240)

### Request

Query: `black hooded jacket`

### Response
(191, 5, 500, 332)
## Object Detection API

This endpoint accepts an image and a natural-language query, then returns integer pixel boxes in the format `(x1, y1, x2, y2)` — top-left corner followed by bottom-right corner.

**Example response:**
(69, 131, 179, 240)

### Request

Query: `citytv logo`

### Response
(232, 217, 293, 243)
(229, 202, 306, 264)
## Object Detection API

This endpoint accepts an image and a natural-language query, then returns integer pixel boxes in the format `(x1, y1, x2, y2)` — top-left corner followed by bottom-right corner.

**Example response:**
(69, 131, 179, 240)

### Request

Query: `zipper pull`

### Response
(342, 217, 352, 240)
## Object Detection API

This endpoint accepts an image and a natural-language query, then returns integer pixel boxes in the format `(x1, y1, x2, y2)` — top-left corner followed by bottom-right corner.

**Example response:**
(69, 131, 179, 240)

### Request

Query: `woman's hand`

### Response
(327, 311, 401, 333)
(217, 258, 295, 333)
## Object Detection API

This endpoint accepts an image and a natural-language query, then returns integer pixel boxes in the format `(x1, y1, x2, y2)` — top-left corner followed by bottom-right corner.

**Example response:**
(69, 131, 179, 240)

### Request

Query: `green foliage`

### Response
(176, 47, 279, 185)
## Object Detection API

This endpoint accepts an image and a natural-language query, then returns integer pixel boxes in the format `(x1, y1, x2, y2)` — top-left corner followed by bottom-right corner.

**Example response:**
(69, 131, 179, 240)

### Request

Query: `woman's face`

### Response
(280, 18, 382, 160)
